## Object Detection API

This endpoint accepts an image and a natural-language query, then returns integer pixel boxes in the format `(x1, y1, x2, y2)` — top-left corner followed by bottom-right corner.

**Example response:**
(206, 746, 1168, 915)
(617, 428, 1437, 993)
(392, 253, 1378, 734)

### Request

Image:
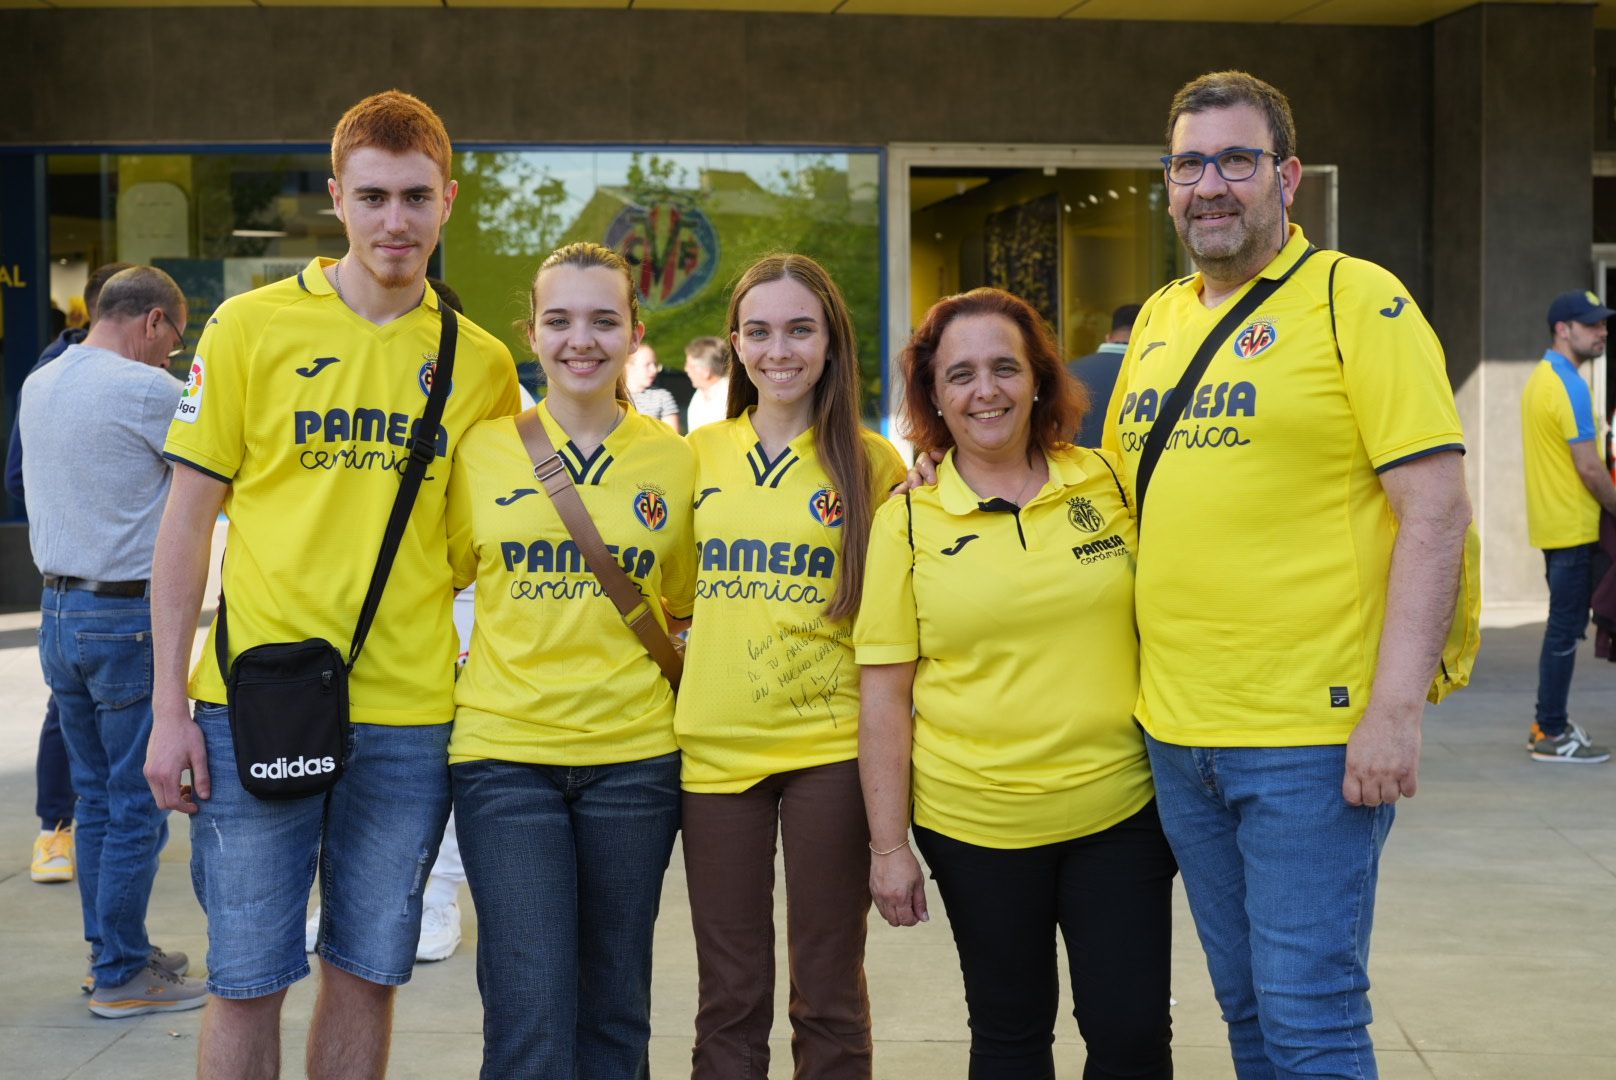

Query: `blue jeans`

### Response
(452, 751, 681, 1080)
(1535, 543, 1595, 736)
(38, 693, 76, 829)
(1145, 733, 1393, 1080)
(191, 703, 452, 997)
(38, 585, 167, 988)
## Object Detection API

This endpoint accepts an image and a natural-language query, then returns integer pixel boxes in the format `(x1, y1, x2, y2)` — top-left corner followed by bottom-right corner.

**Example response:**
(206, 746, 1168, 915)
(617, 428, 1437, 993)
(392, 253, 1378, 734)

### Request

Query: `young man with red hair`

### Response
(146, 91, 519, 1079)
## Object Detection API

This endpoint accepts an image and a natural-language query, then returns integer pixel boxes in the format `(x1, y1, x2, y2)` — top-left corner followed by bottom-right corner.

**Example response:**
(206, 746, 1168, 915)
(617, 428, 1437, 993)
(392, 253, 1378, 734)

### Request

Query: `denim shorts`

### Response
(190, 702, 451, 998)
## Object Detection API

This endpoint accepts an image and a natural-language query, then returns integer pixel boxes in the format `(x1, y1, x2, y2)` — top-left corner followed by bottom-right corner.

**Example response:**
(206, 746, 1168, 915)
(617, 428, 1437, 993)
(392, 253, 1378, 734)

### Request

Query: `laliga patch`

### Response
(809, 487, 844, 528)
(418, 358, 452, 397)
(634, 486, 669, 531)
(1232, 319, 1277, 359)
(173, 357, 205, 424)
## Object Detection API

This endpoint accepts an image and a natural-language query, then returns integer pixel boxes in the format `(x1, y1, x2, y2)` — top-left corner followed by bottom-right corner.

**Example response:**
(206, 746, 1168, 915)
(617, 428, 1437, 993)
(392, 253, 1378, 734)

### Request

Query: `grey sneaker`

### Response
(1531, 723, 1612, 764)
(82, 946, 189, 993)
(88, 960, 207, 1018)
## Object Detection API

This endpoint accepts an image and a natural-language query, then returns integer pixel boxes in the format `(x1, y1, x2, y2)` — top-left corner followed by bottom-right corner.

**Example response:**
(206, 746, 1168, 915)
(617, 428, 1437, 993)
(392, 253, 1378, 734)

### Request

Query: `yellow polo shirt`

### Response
(163, 257, 521, 726)
(447, 403, 696, 766)
(1103, 227, 1465, 747)
(674, 410, 906, 792)
(854, 446, 1153, 850)
(1521, 350, 1601, 550)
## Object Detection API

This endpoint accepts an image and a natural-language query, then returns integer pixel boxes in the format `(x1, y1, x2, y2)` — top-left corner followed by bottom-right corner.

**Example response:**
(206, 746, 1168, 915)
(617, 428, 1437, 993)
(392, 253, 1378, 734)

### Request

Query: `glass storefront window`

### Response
(44, 148, 885, 414)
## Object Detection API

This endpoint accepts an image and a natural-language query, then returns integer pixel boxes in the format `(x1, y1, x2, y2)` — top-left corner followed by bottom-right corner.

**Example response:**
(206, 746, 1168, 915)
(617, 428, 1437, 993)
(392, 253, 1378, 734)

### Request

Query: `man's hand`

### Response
(1342, 698, 1421, 806)
(892, 449, 946, 496)
(145, 700, 210, 814)
(869, 844, 930, 927)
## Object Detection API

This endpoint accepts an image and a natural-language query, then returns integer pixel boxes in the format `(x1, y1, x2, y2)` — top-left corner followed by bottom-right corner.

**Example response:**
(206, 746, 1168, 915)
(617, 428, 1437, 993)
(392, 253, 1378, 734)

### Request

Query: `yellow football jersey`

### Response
(447, 403, 696, 767)
(1521, 351, 1601, 550)
(854, 446, 1154, 849)
(164, 257, 520, 726)
(1103, 227, 1465, 747)
(675, 411, 906, 792)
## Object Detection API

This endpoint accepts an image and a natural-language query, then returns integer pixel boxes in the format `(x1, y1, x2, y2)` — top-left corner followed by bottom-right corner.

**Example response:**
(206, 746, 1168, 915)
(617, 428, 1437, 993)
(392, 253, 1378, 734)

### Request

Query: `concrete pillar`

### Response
(1431, 2, 1595, 615)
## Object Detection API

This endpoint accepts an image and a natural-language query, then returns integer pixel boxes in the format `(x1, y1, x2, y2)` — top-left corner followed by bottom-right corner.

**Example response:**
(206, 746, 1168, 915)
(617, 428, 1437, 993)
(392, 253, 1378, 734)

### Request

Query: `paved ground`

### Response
(0, 607, 1613, 1079)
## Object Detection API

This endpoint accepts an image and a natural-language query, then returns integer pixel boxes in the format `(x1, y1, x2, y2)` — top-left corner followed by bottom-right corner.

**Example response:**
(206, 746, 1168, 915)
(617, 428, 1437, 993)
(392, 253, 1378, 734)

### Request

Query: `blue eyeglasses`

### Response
(1160, 147, 1274, 186)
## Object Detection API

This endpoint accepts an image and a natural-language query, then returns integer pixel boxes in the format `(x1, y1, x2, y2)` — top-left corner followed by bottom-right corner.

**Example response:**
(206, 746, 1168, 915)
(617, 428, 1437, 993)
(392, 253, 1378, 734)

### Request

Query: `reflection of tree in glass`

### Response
(456, 152, 569, 256)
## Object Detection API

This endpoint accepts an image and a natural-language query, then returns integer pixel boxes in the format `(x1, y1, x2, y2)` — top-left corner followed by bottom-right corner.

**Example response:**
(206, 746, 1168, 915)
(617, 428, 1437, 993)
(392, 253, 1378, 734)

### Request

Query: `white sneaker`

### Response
(305, 906, 320, 954)
(415, 901, 462, 963)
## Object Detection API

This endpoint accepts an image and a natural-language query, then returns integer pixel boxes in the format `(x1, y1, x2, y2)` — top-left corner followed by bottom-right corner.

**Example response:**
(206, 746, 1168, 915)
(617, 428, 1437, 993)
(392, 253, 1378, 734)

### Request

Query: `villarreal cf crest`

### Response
(1231, 320, 1277, 359)
(1066, 496, 1104, 533)
(634, 487, 670, 531)
(809, 488, 845, 528)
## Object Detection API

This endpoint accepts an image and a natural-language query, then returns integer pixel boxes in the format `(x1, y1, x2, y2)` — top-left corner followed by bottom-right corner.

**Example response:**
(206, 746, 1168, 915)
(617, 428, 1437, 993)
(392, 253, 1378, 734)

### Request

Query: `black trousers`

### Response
(914, 801, 1177, 1080)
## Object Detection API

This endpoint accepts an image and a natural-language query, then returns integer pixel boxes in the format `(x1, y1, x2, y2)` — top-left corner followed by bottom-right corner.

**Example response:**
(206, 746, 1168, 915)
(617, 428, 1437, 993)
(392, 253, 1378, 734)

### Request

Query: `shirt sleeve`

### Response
(446, 432, 480, 592)
(1551, 364, 1597, 444)
(484, 346, 522, 423)
(1333, 260, 1466, 472)
(853, 496, 919, 666)
(142, 372, 184, 461)
(864, 432, 907, 499)
(163, 303, 249, 482)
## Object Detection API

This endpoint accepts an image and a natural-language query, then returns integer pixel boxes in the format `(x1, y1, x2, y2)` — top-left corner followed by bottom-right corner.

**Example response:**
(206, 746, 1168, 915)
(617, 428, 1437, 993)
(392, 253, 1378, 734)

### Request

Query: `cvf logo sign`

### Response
(173, 357, 205, 424)
(606, 200, 720, 311)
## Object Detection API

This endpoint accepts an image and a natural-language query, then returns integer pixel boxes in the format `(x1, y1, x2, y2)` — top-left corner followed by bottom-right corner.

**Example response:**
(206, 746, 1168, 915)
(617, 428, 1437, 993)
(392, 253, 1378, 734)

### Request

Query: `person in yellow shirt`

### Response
(856, 287, 1174, 1079)
(676, 253, 904, 1078)
(1520, 289, 1616, 763)
(145, 92, 521, 1079)
(1103, 72, 1470, 1077)
(447, 242, 694, 1079)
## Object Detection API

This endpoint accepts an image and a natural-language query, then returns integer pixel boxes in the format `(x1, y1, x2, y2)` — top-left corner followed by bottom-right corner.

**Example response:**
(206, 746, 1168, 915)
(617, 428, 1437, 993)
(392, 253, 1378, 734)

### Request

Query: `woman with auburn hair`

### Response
(855, 287, 1176, 1079)
(446, 242, 695, 1079)
(675, 253, 905, 1078)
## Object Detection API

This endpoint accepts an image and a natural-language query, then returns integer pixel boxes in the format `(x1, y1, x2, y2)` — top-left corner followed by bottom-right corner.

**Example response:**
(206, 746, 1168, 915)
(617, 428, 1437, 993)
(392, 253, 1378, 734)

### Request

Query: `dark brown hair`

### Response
(723, 253, 875, 623)
(85, 261, 134, 323)
(331, 90, 453, 185)
(899, 288, 1085, 458)
(1166, 70, 1297, 162)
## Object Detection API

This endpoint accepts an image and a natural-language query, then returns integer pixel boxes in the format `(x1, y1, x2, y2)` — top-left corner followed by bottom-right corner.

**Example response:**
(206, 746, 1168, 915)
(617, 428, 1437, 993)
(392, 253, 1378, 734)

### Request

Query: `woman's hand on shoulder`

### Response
(891, 449, 946, 497)
(869, 842, 929, 928)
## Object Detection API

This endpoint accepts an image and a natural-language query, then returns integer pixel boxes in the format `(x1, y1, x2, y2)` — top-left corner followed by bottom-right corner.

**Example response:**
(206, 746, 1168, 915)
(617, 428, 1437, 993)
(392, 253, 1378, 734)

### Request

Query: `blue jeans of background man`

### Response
(38, 585, 167, 989)
(453, 751, 681, 1080)
(1145, 733, 1394, 1080)
(37, 694, 77, 829)
(1535, 542, 1595, 736)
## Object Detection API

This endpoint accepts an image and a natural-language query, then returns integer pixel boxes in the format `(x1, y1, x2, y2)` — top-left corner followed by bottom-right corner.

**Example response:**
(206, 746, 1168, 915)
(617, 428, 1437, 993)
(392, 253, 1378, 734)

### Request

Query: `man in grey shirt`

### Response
(21, 265, 208, 1017)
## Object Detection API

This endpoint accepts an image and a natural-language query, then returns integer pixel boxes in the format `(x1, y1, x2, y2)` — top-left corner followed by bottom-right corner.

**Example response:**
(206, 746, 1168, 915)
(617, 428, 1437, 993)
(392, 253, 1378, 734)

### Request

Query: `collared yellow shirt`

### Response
(164, 257, 520, 726)
(1104, 226, 1464, 747)
(447, 402, 696, 766)
(854, 446, 1154, 850)
(1521, 350, 1600, 549)
(674, 410, 905, 792)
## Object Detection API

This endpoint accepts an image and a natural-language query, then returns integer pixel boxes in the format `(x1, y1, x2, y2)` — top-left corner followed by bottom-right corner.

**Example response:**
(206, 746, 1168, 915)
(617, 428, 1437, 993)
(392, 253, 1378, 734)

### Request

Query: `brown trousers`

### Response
(682, 758, 873, 1079)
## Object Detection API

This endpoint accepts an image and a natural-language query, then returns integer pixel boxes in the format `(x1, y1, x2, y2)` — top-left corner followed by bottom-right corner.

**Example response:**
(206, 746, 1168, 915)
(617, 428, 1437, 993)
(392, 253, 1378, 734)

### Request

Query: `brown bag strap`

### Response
(513, 408, 684, 689)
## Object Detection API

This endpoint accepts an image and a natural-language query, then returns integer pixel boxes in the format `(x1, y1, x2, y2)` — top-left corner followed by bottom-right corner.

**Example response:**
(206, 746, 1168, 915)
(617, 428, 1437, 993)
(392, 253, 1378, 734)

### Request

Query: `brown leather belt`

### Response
(42, 575, 149, 598)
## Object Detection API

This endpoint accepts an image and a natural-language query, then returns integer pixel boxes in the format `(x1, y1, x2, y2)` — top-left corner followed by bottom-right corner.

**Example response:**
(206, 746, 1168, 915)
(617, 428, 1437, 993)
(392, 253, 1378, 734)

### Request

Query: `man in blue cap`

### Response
(1520, 289, 1616, 763)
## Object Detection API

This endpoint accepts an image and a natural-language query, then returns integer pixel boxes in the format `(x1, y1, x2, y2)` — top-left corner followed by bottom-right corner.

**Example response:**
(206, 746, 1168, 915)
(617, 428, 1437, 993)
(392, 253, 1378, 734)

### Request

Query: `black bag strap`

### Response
(1134, 245, 1318, 523)
(217, 302, 459, 675)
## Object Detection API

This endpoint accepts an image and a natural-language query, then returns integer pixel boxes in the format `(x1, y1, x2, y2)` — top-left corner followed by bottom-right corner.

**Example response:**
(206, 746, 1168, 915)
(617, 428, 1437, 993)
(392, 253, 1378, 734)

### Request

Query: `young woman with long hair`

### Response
(675, 253, 904, 1078)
